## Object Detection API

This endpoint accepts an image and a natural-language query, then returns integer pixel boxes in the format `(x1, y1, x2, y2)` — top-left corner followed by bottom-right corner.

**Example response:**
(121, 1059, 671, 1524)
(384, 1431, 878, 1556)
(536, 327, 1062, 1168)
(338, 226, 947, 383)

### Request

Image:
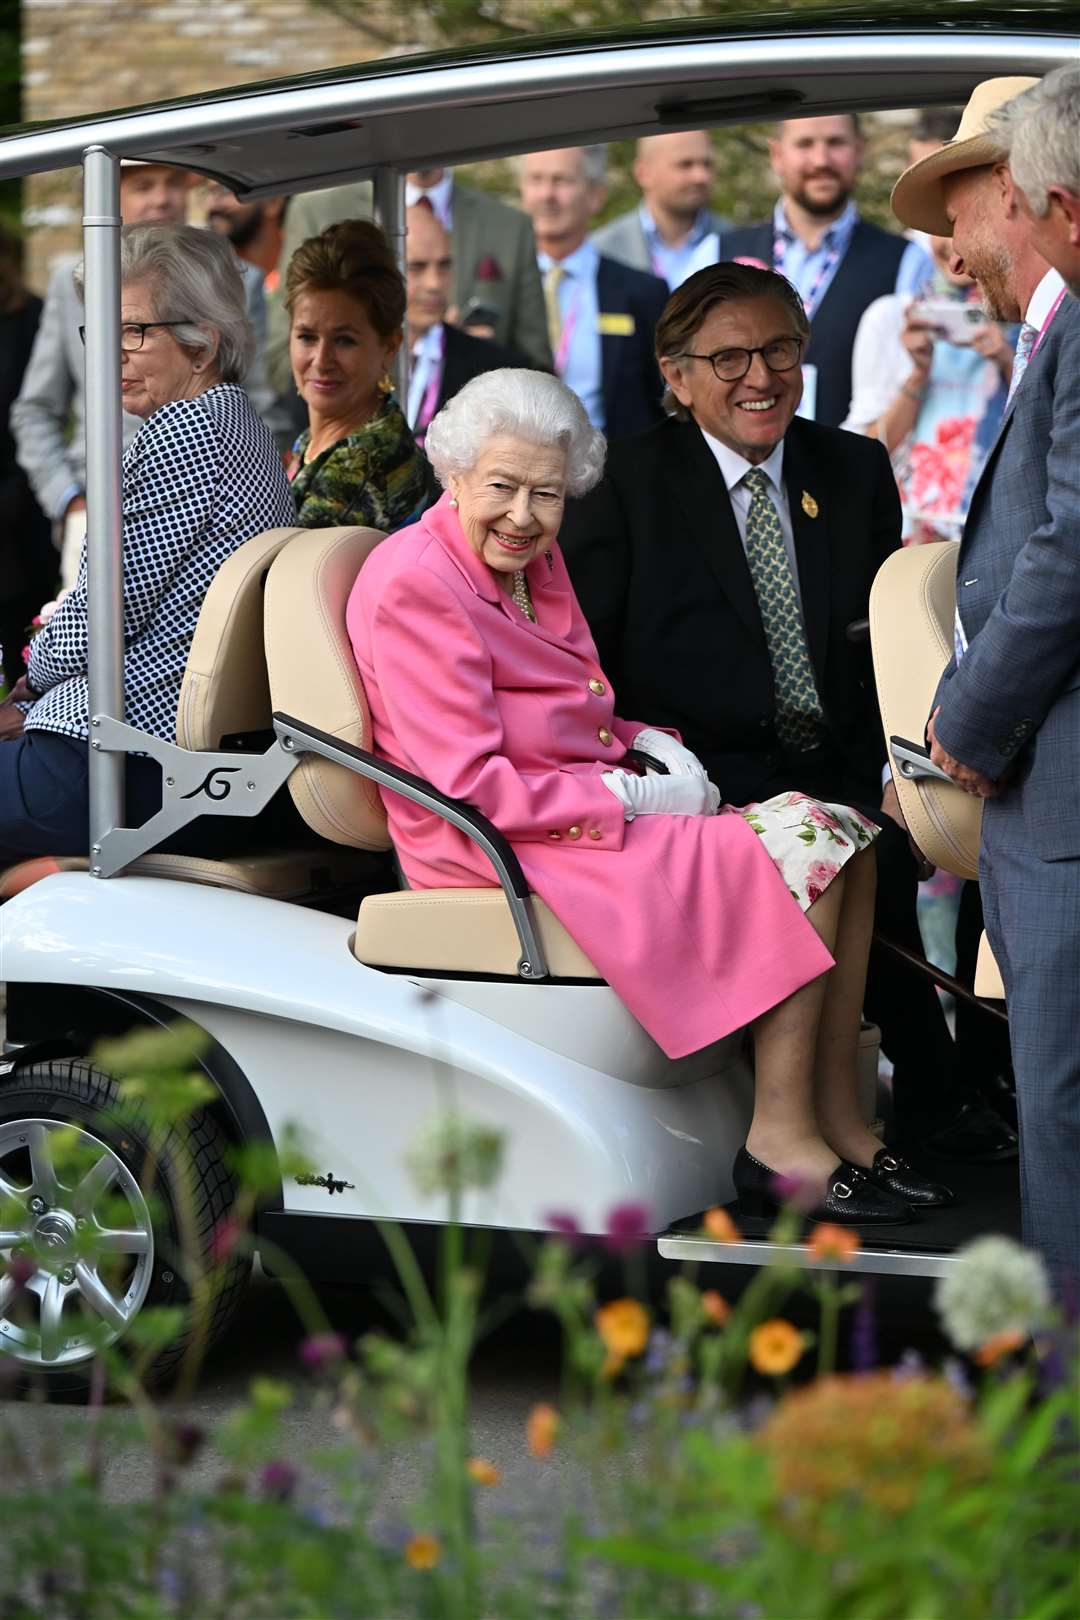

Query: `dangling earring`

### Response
(377, 373, 394, 397)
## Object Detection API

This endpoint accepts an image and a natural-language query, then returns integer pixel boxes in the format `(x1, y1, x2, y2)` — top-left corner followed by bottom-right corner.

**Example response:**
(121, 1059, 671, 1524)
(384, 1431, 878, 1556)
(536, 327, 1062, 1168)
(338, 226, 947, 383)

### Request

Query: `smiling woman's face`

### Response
(449, 435, 567, 582)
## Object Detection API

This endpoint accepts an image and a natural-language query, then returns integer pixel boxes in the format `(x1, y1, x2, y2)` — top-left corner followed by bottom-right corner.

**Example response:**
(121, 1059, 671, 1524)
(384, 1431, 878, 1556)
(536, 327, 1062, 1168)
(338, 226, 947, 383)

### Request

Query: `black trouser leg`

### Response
(953, 878, 1015, 1122)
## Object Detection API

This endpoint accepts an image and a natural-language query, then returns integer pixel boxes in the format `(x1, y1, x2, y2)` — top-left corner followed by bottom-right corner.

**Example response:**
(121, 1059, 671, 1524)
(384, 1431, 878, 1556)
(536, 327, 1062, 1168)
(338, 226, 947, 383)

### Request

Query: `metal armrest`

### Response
(272, 712, 549, 981)
(890, 735, 954, 785)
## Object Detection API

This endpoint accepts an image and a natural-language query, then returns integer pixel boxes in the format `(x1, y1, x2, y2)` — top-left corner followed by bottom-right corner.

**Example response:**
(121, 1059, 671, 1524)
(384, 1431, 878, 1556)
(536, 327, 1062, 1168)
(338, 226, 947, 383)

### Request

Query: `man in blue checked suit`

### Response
(894, 80, 1080, 1288)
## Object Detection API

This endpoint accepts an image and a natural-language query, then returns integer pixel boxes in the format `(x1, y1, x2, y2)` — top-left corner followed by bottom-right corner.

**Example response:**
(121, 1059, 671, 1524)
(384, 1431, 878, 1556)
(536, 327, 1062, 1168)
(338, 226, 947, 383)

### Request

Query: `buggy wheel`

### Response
(0, 1059, 251, 1392)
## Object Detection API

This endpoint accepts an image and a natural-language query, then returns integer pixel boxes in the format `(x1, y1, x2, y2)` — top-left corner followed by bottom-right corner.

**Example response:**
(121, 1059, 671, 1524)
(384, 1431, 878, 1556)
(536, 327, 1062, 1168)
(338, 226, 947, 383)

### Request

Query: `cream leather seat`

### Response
(870, 540, 1004, 1001)
(0, 527, 373, 904)
(262, 526, 602, 979)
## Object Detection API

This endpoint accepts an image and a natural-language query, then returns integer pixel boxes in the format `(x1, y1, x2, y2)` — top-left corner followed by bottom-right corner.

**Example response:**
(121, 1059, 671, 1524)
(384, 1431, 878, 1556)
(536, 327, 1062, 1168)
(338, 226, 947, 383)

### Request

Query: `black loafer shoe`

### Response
(868, 1147, 954, 1207)
(924, 1099, 1019, 1164)
(732, 1148, 913, 1226)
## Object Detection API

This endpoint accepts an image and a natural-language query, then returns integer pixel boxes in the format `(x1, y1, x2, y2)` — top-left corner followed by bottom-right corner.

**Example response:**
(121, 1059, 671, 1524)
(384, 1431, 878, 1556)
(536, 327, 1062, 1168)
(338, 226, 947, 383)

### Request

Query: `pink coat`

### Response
(347, 493, 832, 1058)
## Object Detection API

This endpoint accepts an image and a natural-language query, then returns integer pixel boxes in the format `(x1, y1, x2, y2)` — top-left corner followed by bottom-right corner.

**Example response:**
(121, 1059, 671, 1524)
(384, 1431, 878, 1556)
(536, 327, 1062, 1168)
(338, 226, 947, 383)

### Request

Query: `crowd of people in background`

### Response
(0, 65, 1078, 1272)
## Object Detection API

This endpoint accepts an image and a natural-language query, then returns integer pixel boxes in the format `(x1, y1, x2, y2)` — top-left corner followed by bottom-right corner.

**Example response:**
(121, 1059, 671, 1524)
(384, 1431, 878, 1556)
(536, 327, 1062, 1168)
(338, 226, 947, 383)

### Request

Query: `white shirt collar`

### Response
(536, 239, 598, 278)
(701, 429, 786, 495)
(411, 320, 444, 360)
(405, 172, 454, 224)
(1024, 267, 1066, 329)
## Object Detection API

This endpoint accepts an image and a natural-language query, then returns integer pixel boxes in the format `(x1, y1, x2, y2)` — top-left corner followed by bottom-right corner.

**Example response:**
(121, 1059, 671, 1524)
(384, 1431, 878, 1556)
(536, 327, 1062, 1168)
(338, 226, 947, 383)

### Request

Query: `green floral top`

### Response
(288, 395, 433, 533)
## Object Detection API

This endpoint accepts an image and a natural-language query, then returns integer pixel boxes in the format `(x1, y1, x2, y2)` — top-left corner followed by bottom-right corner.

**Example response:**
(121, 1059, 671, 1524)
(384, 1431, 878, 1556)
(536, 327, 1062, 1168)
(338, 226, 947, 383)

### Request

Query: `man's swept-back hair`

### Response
(990, 64, 1080, 215)
(655, 261, 809, 419)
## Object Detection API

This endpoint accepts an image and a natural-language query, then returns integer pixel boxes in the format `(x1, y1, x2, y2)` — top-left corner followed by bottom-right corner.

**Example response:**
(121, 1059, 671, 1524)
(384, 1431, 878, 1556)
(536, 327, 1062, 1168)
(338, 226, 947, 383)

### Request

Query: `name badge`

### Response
(597, 312, 635, 337)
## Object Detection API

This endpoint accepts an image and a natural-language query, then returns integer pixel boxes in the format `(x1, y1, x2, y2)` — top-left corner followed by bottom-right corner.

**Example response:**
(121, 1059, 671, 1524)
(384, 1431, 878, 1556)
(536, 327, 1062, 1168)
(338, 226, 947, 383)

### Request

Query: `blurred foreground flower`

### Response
(702, 1206, 741, 1242)
(526, 1402, 560, 1457)
(405, 1532, 441, 1570)
(595, 1299, 651, 1366)
(259, 1460, 299, 1502)
(935, 1236, 1050, 1352)
(467, 1456, 502, 1486)
(760, 1373, 987, 1514)
(604, 1200, 652, 1252)
(808, 1224, 859, 1263)
(749, 1319, 804, 1376)
(974, 1328, 1027, 1367)
(299, 1332, 347, 1374)
(701, 1289, 731, 1326)
(405, 1112, 504, 1198)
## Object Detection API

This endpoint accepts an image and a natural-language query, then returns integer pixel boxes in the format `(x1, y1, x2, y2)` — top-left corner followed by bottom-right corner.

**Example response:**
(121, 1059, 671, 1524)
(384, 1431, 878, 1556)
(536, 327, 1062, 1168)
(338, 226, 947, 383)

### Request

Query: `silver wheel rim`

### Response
(0, 1117, 155, 1369)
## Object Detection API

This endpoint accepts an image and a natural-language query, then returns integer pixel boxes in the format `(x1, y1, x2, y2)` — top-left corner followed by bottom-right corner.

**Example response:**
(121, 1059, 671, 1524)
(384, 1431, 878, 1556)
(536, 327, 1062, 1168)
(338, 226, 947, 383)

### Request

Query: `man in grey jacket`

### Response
(12, 161, 190, 586)
(591, 131, 725, 289)
(266, 167, 552, 393)
(894, 79, 1080, 1287)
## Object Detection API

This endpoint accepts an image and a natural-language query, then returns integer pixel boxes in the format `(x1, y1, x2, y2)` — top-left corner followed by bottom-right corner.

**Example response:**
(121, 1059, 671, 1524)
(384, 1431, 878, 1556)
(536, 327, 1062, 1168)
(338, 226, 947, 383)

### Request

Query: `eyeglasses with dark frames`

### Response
(678, 335, 804, 382)
(78, 321, 188, 351)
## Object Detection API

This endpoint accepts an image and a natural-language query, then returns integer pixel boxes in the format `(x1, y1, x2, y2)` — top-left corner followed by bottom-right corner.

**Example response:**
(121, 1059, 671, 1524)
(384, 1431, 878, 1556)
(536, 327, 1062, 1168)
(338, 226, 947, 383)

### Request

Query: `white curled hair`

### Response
(424, 368, 607, 498)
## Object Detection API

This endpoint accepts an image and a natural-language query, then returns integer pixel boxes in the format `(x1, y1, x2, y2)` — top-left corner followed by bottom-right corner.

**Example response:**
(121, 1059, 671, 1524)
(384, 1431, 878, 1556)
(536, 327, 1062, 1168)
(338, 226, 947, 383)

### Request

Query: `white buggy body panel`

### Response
(0, 872, 753, 1231)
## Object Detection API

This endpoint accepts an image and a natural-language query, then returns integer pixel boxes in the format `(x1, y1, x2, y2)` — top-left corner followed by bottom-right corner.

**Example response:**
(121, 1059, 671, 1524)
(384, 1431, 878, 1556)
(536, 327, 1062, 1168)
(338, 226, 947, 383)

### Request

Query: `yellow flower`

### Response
(526, 1401, 560, 1458)
(405, 1533, 441, 1570)
(701, 1289, 731, 1326)
(974, 1327, 1026, 1366)
(703, 1206, 741, 1243)
(466, 1456, 502, 1486)
(749, 1318, 805, 1376)
(808, 1223, 860, 1264)
(601, 1348, 626, 1381)
(595, 1298, 651, 1359)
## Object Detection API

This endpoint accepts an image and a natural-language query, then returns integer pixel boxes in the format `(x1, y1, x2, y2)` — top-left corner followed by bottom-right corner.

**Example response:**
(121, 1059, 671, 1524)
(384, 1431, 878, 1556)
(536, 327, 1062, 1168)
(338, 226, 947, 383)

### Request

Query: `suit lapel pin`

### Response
(801, 490, 819, 519)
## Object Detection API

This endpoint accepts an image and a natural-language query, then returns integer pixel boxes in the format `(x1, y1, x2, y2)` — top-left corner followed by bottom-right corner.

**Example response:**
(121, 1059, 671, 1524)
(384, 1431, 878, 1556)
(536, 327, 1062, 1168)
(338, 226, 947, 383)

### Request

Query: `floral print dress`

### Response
(288, 395, 434, 533)
(723, 791, 878, 909)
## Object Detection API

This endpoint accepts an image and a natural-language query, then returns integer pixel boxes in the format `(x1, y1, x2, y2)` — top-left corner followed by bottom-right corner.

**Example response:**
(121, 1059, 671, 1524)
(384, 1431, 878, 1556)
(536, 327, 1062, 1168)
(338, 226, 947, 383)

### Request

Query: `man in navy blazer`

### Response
(894, 80, 1080, 1287)
(520, 146, 668, 441)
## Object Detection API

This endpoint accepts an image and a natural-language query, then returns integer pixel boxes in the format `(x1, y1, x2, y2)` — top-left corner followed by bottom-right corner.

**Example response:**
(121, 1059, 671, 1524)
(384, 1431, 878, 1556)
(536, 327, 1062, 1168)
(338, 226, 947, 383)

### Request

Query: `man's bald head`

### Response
(405, 202, 454, 338)
(633, 131, 715, 228)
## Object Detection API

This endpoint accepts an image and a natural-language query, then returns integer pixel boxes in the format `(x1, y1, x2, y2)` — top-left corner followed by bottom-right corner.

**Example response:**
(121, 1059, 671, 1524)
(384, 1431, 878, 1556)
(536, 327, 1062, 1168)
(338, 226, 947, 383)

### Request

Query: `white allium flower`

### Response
(934, 1236, 1052, 1352)
(404, 1112, 504, 1198)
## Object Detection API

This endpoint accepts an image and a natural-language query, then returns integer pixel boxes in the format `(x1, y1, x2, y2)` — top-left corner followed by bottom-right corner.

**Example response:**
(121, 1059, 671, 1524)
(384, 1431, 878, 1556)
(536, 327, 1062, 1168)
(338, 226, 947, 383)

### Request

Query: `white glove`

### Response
(631, 727, 710, 783)
(602, 769, 720, 820)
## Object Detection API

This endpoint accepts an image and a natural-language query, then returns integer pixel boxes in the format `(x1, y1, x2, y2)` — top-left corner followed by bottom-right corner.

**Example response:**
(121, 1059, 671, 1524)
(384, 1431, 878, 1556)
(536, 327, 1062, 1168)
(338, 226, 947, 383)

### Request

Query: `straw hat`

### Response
(891, 77, 1038, 235)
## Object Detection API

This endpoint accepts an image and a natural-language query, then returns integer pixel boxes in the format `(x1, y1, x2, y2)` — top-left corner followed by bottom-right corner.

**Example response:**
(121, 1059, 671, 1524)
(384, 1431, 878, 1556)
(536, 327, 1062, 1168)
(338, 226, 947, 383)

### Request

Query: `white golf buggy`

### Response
(0, 7, 1069, 1383)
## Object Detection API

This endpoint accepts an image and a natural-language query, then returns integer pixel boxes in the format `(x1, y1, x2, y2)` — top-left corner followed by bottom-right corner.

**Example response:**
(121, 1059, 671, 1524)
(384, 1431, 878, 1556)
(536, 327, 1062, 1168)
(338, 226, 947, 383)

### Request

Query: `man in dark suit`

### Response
(894, 78, 1080, 1284)
(403, 203, 541, 445)
(561, 260, 1016, 1163)
(519, 146, 668, 441)
(723, 115, 933, 428)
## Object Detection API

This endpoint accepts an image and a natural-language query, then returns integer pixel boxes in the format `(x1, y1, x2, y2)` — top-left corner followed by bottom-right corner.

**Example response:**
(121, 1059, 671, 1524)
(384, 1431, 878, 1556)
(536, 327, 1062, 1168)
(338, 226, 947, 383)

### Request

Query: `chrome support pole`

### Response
(374, 168, 408, 403)
(82, 145, 125, 867)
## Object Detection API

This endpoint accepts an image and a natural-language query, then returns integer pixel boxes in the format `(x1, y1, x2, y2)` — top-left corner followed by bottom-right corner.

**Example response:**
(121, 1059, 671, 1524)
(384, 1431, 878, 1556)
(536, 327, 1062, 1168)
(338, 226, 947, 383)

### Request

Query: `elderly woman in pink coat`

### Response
(348, 369, 946, 1224)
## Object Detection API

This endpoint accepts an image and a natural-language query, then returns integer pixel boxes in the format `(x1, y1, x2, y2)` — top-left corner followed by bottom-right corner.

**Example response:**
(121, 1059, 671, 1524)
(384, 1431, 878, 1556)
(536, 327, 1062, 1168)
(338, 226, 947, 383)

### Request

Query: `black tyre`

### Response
(0, 1059, 251, 1392)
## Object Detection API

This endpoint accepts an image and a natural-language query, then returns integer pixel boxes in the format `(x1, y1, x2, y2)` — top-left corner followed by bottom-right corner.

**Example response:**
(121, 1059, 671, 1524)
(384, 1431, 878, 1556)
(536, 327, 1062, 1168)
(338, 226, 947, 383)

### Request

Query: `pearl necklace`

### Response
(511, 569, 536, 622)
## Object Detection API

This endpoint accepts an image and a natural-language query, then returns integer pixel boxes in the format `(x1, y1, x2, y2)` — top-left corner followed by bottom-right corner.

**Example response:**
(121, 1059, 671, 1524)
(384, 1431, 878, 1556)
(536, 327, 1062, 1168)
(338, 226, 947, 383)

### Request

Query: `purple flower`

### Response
(603, 1200, 652, 1252)
(164, 1421, 205, 1468)
(892, 1348, 926, 1382)
(259, 1459, 299, 1502)
(769, 1170, 825, 1213)
(299, 1332, 347, 1373)
(5, 1253, 34, 1296)
(850, 1280, 878, 1374)
(942, 1356, 974, 1400)
(543, 1210, 582, 1240)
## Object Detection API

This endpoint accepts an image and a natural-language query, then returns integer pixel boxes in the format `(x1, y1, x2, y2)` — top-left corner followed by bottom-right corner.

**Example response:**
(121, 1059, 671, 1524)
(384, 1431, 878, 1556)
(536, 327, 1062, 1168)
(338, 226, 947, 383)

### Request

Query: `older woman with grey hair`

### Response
(347, 368, 931, 1224)
(0, 221, 296, 858)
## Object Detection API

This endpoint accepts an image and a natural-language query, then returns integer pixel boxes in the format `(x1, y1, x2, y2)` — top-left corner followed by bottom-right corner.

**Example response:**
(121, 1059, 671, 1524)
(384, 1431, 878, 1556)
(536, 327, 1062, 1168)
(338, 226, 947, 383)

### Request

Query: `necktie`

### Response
(1007, 321, 1038, 403)
(742, 468, 825, 751)
(544, 265, 565, 357)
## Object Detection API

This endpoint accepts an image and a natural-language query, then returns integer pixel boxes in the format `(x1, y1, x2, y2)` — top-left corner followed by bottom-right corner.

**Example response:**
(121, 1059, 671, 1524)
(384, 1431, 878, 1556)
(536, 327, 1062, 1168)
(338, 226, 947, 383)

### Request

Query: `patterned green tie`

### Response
(742, 467, 825, 750)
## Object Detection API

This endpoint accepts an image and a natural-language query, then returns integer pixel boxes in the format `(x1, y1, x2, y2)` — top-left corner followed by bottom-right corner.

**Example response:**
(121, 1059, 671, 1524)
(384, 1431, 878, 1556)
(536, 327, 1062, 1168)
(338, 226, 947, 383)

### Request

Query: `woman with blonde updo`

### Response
(285, 219, 433, 530)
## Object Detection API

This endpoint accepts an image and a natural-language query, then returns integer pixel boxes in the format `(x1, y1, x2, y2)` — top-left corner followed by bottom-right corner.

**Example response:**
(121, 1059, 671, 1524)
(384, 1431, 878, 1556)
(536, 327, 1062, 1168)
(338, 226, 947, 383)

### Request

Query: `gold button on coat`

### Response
(598, 727, 612, 745)
(589, 678, 605, 695)
(567, 825, 583, 840)
(588, 828, 602, 840)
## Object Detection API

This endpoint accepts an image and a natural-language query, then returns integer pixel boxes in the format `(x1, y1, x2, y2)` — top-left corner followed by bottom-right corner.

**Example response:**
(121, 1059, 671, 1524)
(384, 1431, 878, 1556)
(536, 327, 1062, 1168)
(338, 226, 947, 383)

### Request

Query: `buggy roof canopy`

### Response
(0, 3, 1077, 196)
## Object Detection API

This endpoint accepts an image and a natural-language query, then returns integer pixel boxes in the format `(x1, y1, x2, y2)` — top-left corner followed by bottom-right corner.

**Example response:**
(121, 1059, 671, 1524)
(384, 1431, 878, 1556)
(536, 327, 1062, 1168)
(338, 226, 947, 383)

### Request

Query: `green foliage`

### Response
(0, 1022, 1075, 1617)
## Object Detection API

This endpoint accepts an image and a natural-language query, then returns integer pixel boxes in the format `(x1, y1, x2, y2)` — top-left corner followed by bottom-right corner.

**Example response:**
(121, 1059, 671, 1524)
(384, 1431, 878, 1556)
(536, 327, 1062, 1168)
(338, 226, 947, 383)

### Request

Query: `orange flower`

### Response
(405, 1533, 441, 1570)
(974, 1328, 1026, 1366)
(749, 1318, 804, 1376)
(703, 1206, 741, 1243)
(526, 1401, 560, 1458)
(601, 1348, 626, 1381)
(808, 1224, 860, 1264)
(595, 1298, 651, 1359)
(466, 1456, 502, 1486)
(701, 1289, 731, 1326)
